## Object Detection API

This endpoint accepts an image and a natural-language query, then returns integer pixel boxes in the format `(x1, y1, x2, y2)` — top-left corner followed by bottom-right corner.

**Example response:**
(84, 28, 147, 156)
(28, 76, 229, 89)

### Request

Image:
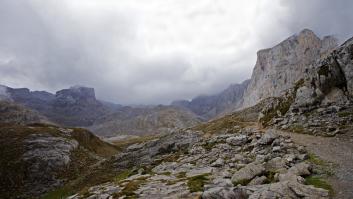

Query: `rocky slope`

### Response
(0, 123, 118, 198)
(0, 100, 48, 124)
(242, 29, 338, 108)
(172, 80, 250, 119)
(89, 105, 202, 137)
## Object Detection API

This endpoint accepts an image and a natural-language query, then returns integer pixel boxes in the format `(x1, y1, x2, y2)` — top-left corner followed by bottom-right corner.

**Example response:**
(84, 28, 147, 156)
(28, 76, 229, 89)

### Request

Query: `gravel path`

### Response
(278, 130, 353, 199)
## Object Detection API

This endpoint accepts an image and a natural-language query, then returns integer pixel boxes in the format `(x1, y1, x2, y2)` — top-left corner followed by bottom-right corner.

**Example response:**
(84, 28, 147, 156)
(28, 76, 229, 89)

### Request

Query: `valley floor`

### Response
(278, 130, 353, 199)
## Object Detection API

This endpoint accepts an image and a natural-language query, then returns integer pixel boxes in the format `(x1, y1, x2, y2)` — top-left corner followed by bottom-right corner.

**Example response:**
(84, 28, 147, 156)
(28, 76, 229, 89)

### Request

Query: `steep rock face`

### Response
(242, 29, 338, 108)
(172, 79, 250, 119)
(55, 86, 97, 106)
(50, 86, 108, 126)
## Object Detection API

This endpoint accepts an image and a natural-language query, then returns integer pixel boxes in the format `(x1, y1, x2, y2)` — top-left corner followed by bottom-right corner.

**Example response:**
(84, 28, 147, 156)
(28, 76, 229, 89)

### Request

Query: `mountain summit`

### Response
(242, 29, 338, 108)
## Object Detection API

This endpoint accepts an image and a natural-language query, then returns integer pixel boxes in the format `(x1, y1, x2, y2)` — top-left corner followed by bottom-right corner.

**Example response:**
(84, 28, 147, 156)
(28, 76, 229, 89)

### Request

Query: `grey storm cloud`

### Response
(0, 0, 353, 104)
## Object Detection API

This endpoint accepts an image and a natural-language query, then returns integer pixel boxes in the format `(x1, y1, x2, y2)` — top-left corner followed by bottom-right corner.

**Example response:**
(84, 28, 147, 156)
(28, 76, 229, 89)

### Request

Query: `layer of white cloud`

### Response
(0, 0, 352, 104)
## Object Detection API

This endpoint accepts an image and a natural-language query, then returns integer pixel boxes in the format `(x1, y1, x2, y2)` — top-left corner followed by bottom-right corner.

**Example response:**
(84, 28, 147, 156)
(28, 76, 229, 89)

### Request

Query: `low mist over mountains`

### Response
(172, 80, 250, 119)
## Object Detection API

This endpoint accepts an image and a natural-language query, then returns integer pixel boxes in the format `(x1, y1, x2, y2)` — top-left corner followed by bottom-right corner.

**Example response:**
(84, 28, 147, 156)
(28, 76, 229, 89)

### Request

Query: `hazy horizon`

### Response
(1, 0, 353, 105)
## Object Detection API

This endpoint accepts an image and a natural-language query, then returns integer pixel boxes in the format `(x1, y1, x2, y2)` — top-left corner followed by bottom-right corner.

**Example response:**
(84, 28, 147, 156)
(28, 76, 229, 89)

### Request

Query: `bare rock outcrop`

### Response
(242, 29, 338, 108)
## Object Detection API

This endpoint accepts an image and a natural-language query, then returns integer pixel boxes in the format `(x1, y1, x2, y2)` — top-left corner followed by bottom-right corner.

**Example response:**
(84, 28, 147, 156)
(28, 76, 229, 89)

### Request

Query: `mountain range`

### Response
(0, 85, 202, 137)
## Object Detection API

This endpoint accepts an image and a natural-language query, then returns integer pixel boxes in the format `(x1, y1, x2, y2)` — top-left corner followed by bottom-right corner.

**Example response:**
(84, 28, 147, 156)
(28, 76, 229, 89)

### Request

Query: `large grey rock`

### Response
(202, 187, 249, 199)
(258, 130, 278, 145)
(231, 163, 265, 185)
(20, 134, 79, 196)
(287, 162, 312, 176)
(245, 181, 329, 199)
(226, 135, 248, 146)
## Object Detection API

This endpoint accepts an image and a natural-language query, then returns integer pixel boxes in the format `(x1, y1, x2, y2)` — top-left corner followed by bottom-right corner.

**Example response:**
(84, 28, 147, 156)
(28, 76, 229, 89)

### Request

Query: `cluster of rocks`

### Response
(68, 129, 329, 199)
(271, 103, 353, 136)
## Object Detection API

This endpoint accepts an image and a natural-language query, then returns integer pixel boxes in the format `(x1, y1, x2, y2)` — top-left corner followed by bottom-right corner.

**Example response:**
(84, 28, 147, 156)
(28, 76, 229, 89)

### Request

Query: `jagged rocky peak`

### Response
(242, 29, 338, 108)
(55, 86, 97, 104)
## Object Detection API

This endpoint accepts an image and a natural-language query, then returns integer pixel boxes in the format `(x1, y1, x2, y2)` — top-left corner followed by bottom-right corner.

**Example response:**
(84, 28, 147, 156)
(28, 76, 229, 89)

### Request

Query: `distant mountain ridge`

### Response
(172, 79, 250, 119)
(1, 85, 109, 126)
(0, 85, 201, 137)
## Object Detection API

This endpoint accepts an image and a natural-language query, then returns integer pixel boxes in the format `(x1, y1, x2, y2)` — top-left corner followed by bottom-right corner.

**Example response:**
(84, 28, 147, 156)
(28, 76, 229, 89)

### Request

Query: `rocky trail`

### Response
(278, 130, 353, 199)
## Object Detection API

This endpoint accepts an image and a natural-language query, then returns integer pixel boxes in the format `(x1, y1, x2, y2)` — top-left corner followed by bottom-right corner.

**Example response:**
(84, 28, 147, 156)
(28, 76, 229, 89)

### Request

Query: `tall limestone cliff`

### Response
(242, 29, 338, 108)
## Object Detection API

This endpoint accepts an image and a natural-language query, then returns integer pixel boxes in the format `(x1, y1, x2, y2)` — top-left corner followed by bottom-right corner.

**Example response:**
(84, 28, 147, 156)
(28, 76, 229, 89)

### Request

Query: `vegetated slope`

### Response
(89, 105, 203, 137)
(0, 123, 118, 199)
(193, 98, 273, 135)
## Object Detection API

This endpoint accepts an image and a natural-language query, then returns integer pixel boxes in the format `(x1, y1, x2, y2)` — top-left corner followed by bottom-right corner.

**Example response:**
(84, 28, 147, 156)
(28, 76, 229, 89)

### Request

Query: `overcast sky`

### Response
(1, 0, 353, 104)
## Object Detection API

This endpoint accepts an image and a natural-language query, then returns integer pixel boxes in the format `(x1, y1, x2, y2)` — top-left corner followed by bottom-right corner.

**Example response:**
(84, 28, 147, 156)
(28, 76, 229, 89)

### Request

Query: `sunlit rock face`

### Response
(242, 29, 338, 108)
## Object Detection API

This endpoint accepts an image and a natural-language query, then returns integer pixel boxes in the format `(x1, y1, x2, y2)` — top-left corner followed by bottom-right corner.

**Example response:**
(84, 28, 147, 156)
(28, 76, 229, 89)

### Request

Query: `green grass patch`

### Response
(233, 178, 252, 186)
(115, 169, 135, 183)
(307, 153, 325, 165)
(113, 178, 148, 199)
(187, 174, 209, 192)
(259, 79, 304, 127)
(338, 111, 351, 117)
(202, 142, 217, 151)
(289, 124, 306, 134)
(176, 171, 187, 179)
(42, 186, 73, 199)
(265, 171, 277, 183)
(305, 176, 333, 196)
(160, 171, 172, 176)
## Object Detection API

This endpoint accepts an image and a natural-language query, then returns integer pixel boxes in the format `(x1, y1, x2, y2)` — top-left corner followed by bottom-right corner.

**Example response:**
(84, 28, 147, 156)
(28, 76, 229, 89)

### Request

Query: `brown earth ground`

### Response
(277, 130, 353, 199)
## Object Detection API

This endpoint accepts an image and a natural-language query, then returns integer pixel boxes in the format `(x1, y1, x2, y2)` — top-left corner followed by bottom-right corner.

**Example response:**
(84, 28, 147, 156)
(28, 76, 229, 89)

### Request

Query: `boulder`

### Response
(231, 163, 265, 185)
(245, 180, 329, 199)
(258, 130, 278, 145)
(226, 135, 248, 146)
(202, 187, 248, 199)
